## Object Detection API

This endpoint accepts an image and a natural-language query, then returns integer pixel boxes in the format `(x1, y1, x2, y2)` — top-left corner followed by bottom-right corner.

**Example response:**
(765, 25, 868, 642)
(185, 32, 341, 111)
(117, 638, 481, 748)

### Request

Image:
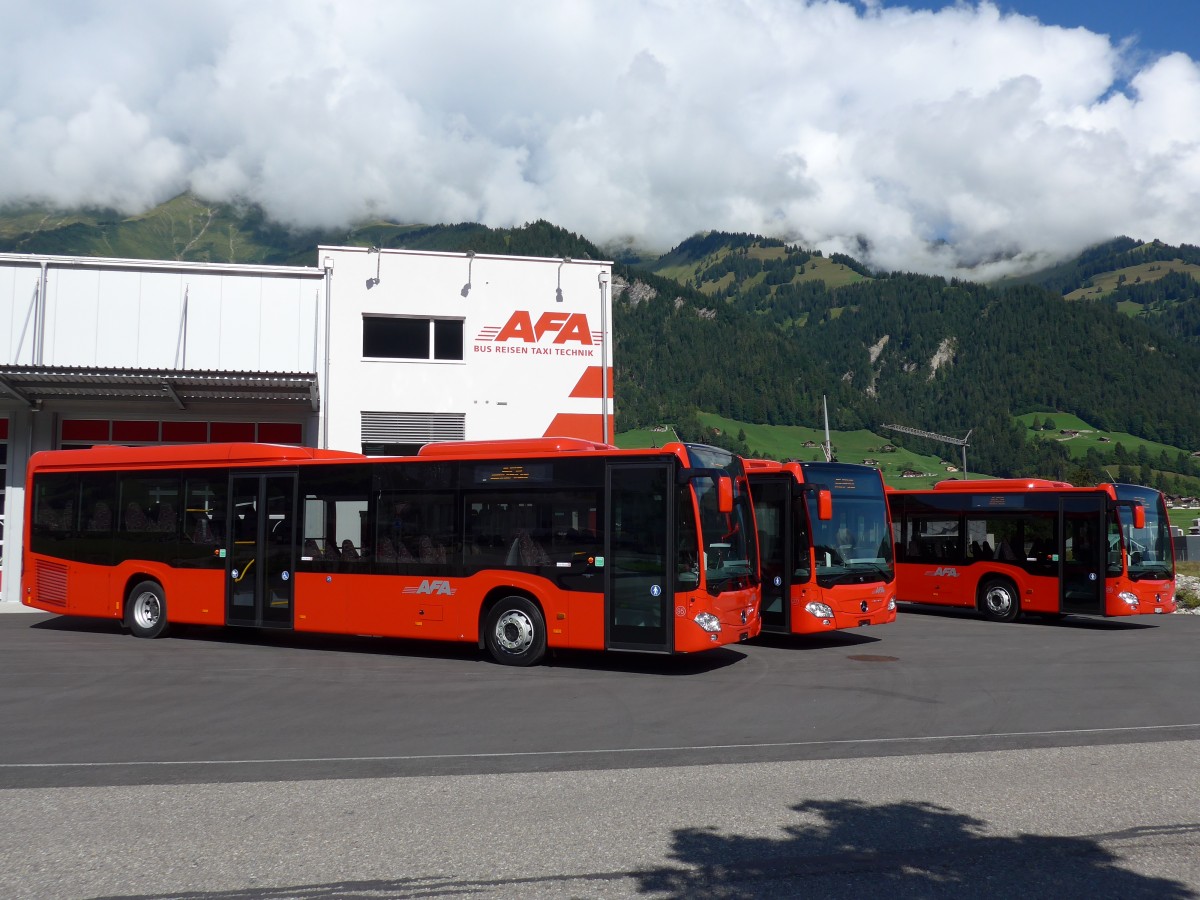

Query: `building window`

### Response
(59, 419, 303, 449)
(363, 316, 464, 361)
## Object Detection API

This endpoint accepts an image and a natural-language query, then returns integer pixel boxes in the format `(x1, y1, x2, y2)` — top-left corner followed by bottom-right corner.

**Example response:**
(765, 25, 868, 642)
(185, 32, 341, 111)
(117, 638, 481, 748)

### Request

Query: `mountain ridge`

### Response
(3, 193, 1200, 493)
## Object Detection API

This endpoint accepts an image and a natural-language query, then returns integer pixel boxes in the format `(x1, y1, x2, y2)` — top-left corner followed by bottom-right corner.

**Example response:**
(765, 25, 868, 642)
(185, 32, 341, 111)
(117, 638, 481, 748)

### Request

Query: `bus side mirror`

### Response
(817, 489, 833, 521)
(1133, 504, 1145, 529)
(717, 476, 733, 514)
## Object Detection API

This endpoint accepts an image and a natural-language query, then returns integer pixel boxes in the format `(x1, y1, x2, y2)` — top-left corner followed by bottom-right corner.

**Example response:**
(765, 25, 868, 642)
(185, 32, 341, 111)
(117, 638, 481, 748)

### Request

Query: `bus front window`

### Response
(807, 495, 894, 587)
(1115, 492, 1174, 581)
(694, 478, 755, 592)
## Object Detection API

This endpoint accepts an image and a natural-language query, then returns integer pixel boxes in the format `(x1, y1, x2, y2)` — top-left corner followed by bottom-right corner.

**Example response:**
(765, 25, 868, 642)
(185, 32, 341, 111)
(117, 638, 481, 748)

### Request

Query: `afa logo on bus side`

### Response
(402, 580, 457, 596)
(473, 311, 600, 356)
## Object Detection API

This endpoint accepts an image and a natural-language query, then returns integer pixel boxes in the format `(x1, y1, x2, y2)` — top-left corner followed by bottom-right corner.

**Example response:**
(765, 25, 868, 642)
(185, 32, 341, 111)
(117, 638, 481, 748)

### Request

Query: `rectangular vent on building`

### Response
(360, 412, 466, 444)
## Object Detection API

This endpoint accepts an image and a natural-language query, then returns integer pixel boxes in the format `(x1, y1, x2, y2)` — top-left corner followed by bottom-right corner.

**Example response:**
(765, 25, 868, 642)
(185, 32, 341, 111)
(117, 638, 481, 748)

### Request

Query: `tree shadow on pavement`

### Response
(92, 798, 1198, 899)
(636, 797, 1198, 898)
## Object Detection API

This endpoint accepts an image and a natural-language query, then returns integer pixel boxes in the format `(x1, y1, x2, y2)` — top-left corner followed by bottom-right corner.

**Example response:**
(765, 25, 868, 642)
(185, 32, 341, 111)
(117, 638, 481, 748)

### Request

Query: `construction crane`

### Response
(883, 424, 973, 479)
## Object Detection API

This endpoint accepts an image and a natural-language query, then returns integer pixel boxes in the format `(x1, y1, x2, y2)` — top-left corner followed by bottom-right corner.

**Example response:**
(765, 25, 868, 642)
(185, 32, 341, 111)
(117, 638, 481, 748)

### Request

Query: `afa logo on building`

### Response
(474, 311, 602, 351)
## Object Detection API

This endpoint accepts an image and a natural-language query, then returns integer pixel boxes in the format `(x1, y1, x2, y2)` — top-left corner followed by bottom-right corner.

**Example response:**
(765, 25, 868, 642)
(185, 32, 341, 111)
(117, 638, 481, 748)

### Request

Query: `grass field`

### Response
(618, 410, 1200, 497)
(617, 414, 959, 490)
(654, 246, 869, 297)
(1063, 259, 1200, 302)
(1015, 412, 1191, 462)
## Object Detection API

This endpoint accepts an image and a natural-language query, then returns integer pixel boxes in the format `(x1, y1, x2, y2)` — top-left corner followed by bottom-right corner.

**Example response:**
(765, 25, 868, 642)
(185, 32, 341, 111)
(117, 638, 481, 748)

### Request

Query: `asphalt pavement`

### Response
(1, 606, 1197, 898)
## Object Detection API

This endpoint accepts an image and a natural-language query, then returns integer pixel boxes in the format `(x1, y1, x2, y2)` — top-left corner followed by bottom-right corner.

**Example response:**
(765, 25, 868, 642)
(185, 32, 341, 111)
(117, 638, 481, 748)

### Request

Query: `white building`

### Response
(0, 247, 613, 602)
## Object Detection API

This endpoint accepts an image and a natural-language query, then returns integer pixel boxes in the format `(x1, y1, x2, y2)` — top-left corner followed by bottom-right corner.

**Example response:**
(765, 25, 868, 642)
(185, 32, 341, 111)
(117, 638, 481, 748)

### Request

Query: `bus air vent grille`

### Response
(36, 560, 69, 607)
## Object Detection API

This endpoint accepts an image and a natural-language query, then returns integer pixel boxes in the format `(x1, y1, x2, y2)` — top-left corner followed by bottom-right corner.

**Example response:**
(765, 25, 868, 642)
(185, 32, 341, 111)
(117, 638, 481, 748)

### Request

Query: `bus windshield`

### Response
(1113, 484, 1174, 581)
(800, 463, 894, 588)
(685, 444, 757, 592)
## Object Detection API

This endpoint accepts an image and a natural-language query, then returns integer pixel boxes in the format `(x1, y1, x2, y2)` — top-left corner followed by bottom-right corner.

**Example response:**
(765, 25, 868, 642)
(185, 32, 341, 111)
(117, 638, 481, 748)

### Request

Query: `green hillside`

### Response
(619, 416, 968, 490)
(0, 194, 338, 264)
(1017, 412, 1191, 461)
(5, 195, 1200, 494)
(0, 194, 604, 267)
(1063, 260, 1200, 301)
(650, 232, 870, 298)
(1016, 237, 1200, 344)
(1017, 413, 1200, 497)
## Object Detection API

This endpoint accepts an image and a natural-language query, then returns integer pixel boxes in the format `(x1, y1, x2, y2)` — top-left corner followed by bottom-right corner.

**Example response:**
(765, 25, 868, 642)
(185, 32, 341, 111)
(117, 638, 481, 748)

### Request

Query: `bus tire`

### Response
(979, 578, 1019, 623)
(126, 581, 170, 639)
(484, 596, 546, 666)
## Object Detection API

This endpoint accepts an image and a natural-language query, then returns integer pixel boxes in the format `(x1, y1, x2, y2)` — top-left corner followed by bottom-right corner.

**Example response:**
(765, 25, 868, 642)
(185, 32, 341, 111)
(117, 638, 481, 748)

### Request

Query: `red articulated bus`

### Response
(21, 438, 760, 666)
(745, 459, 896, 634)
(888, 479, 1177, 621)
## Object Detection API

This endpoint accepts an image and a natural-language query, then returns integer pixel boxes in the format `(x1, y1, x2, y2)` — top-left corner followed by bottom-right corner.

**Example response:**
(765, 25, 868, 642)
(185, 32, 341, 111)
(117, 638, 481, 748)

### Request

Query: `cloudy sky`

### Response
(1, 0, 1198, 278)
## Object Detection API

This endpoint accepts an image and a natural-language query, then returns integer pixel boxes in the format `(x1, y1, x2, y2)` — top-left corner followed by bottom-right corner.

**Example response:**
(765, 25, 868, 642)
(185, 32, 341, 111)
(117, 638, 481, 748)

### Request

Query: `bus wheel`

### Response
(980, 578, 1019, 623)
(484, 597, 546, 666)
(126, 581, 170, 639)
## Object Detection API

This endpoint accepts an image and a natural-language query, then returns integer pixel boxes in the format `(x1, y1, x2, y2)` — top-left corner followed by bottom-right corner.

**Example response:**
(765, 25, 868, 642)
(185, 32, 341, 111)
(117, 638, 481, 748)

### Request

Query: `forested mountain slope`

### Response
(3, 196, 1199, 485)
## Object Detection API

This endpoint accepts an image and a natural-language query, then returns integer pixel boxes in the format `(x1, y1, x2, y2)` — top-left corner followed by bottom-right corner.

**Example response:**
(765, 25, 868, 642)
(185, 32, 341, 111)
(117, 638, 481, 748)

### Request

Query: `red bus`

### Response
(21, 438, 760, 665)
(746, 460, 896, 634)
(888, 479, 1177, 621)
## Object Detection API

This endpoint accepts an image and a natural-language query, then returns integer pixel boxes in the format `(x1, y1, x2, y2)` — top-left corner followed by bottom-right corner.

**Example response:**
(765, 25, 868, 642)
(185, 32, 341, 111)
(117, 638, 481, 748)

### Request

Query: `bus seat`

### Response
(518, 530, 550, 566)
(341, 539, 360, 561)
(191, 516, 215, 544)
(505, 530, 550, 566)
(87, 501, 112, 532)
(418, 535, 447, 564)
(156, 502, 177, 534)
(375, 536, 398, 563)
(125, 501, 148, 532)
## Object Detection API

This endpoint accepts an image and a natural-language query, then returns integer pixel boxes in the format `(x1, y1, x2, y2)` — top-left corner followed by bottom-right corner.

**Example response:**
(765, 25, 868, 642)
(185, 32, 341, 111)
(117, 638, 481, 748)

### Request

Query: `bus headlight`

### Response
(887, 597, 896, 611)
(694, 612, 721, 633)
(805, 601, 834, 619)
(1118, 591, 1139, 609)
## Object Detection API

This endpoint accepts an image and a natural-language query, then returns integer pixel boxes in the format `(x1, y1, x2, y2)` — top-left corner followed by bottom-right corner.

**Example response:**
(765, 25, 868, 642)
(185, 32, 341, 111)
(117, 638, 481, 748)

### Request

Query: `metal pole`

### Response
(321, 256, 334, 449)
(598, 271, 610, 444)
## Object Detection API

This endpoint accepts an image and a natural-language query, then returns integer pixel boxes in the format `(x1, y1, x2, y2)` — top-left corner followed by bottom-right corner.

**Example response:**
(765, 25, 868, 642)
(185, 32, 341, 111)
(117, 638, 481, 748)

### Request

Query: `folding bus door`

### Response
(1060, 494, 1105, 615)
(606, 462, 672, 652)
(227, 473, 298, 628)
(751, 477, 791, 633)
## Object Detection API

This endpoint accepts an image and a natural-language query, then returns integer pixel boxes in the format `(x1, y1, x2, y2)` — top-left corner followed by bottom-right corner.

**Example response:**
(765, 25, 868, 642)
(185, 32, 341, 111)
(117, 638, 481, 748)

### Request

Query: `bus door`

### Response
(227, 472, 298, 628)
(1060, 495, 1105, 615)
(606, 462, 672, 652)
(751, 477, 790, 633)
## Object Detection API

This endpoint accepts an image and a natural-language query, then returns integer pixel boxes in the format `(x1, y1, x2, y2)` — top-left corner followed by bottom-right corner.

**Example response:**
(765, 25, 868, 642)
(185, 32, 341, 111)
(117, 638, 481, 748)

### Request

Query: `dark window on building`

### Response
(363, 316, 463, 361)
(433, 319, 464, 360)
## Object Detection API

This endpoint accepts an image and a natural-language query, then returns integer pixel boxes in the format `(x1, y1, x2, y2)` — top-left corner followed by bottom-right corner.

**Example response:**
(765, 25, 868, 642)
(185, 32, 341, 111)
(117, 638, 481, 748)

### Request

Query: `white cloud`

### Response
(0, 0, 1197, 277)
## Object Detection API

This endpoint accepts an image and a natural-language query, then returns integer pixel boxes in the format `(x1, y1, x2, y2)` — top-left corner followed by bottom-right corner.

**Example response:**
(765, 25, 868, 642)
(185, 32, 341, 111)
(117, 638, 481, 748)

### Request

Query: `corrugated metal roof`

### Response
(0, 366, 319, 410)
